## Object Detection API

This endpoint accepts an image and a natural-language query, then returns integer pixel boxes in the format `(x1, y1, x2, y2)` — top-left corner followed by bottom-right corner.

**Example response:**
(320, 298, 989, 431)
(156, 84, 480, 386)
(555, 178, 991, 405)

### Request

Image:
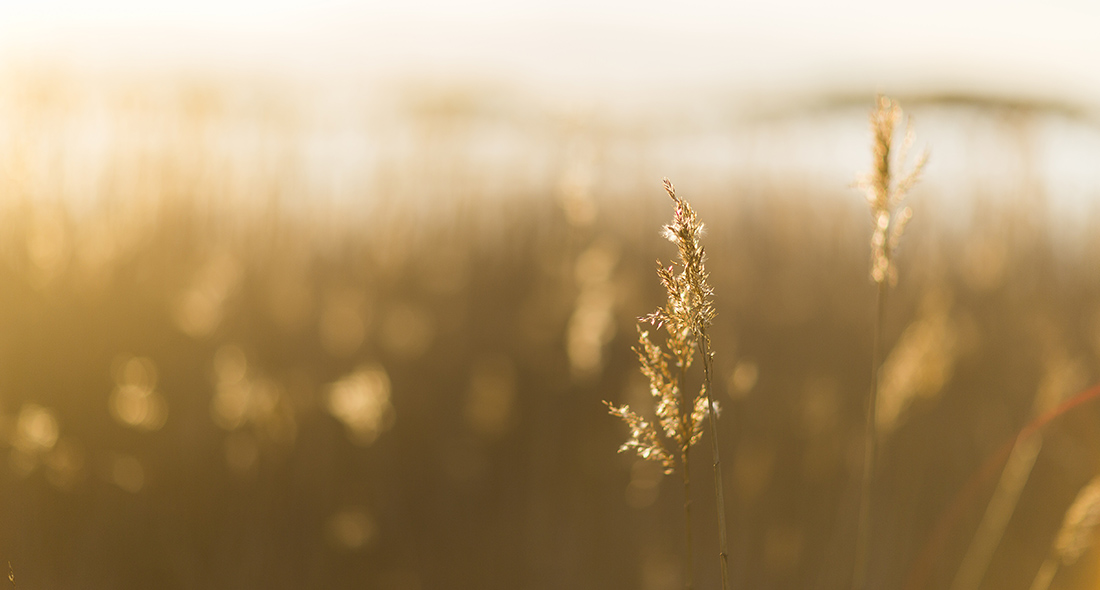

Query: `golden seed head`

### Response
(860, 95, 927, 285)
(605, 179, 717, 476)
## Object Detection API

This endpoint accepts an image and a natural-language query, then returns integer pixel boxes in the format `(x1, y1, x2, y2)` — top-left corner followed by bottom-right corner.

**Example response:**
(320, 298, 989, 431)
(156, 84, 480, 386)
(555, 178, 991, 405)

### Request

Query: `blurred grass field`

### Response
(2, 70, 1100, 590)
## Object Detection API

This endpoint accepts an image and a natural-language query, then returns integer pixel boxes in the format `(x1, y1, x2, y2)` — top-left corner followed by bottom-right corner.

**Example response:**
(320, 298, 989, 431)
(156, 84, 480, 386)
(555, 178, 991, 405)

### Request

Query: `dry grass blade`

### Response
(1028, 475, 1100, 590)
(950, 434, 1043, 590)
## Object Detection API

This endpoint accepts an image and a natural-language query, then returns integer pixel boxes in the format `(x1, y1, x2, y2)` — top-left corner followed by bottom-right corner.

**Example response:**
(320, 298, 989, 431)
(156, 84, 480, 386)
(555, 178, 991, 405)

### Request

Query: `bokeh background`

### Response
(2, 2, 1100, 590)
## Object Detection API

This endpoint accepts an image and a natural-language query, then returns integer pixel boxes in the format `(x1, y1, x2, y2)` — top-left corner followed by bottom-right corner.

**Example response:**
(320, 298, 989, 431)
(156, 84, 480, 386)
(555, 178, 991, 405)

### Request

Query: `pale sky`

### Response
(1, 0, 1099, 110)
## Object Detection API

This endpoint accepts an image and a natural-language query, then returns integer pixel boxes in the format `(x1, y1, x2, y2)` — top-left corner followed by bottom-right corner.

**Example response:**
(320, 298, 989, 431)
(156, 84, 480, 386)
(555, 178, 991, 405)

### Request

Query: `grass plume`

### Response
(854, 95, 927, 590)
(861, 95, 928, 288)
(605, 178, 728, 590)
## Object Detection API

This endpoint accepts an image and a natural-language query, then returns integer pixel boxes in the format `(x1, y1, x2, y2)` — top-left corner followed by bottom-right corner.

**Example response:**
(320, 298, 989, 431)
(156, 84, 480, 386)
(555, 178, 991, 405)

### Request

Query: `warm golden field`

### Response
(1, 71, 1100, 590)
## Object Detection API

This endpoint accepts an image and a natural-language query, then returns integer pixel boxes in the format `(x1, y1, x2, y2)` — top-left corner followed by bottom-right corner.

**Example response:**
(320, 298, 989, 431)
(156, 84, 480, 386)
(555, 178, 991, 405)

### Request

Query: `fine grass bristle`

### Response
(603, 396, 676, 474)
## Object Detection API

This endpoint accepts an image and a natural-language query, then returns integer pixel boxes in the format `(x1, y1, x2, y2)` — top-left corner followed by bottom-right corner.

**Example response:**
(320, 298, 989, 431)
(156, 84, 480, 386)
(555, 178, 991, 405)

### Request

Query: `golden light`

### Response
(14, 403, 59, 453)
(464, 354, 516, 438)
(326, 364, 394, 445)
(109, 356, 168, 431)
(567, 242, 619, 377)
(727, 360, 759, 398)
(107, 454, 144, 493)
(326, 507, 377, 551)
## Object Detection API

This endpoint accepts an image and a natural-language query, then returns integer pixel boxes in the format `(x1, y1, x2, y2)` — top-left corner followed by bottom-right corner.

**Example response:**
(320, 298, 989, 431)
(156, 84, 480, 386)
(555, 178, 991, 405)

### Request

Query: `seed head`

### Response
(859, 95, 927, 285)
(606, 179, 716, 475)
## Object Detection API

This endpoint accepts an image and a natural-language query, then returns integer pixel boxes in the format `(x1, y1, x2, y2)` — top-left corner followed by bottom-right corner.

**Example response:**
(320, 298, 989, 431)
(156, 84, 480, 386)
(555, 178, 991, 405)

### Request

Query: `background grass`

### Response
(1, 71, 1100, 590)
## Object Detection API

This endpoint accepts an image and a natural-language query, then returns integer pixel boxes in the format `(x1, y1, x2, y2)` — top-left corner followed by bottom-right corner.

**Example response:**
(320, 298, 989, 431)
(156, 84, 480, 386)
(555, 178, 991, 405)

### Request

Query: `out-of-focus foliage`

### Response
(0, 71, 1100, 590)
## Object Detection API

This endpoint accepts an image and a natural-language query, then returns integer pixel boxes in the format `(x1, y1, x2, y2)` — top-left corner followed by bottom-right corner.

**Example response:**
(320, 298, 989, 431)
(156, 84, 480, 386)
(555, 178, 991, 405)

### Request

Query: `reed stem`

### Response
(950, 435, 1042, 590)
(1027, 557, 1058, 590)
(683, 448, 694, 590)
(854, 278, 887, 590)
(681, 359, 695, 590)
(701, 332, 731, 590)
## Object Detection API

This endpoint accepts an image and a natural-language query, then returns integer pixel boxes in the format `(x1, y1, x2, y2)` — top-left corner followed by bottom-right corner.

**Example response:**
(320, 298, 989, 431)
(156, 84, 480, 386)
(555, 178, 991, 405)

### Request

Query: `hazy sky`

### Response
(2, 0, 1098, 110)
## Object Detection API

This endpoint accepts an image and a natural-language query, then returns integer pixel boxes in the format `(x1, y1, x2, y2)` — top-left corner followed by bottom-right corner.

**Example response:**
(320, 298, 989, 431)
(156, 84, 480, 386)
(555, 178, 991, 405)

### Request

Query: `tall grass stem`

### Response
(683, 450, 694, 590)
(682, 358, 695, 590)
(950, 435, 1042, 590)
(854, 278, 887, 590)
(701, 333, 731, 590)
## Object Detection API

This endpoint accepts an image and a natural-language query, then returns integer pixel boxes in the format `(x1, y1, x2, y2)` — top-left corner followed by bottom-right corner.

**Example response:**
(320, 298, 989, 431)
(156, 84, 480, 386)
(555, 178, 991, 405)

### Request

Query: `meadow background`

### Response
(3, 3, 1100, 590)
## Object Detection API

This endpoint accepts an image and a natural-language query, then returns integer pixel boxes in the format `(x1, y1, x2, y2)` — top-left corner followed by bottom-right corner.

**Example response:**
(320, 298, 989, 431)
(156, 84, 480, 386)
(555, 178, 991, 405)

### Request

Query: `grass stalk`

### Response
(854, 278, 887, 590)
(683, 447, 694, 590)
(854, 95, 927, 590)
(701, 333, 731, 590)
(950, 431, 1043, 590)
(1027, 557, 1059, 590)
(681, 357, 695, 590)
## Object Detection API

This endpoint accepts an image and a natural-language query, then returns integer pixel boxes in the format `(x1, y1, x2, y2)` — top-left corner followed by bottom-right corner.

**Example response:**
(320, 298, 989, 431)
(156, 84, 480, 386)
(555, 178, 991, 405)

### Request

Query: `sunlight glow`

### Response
(326, 364, 394, 445)
(109, 356, 168, 431)
(14, 403, 59, 454)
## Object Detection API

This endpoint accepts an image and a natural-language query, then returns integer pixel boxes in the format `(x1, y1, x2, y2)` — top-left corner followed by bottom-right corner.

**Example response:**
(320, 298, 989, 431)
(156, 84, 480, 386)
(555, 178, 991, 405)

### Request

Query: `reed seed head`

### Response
(859, 95, 928, 285)
(606, 179, 715, 475)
